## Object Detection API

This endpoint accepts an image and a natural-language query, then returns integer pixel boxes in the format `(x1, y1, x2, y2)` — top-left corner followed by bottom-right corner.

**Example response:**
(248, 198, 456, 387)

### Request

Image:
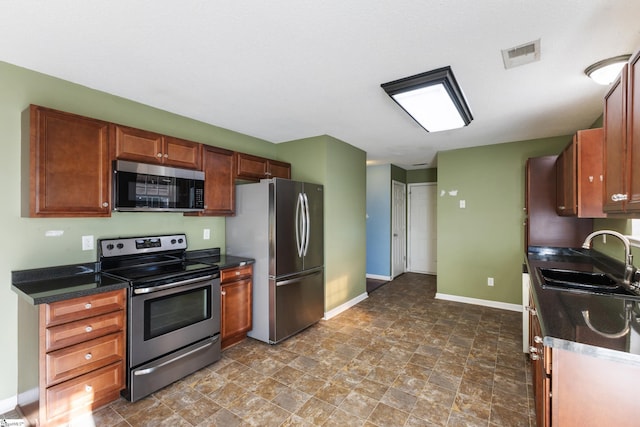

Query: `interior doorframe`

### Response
(407, 182, 437, 274)
(391, 180, 406, 278)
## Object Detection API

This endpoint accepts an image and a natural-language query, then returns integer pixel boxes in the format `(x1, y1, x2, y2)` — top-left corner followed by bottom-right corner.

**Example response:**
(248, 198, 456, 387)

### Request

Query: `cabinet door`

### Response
(603, 66, 628, 213)
(626, 51, 640, 212)
(113, 125, 164, 164)
(556, 140, 577, 216)
(29, 105, 111, 217)
(529, 295, 551, 427)
(220, 278, 252, 349)
(235, 152, 269, 181)
(188, 146, 235, 216)
(269, 159, 291, 179)
(576, 128, 606, 217)
(163, 136, 202, 169)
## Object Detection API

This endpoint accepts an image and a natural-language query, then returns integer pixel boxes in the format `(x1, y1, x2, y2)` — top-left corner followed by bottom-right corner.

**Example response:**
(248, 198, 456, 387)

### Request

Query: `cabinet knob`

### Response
(221, 290, 226, 296)
(85, 326, 93, 333)
(534, 335, 543, 344)
(588, 176, 594, 183)
(102, 202, 109, 208)
(84, 303, 92, 309)
(529, 346, 538, 354)
(85, 353, 92, 360)
(558, 205, 565, 210)
(235, 271, 240, 276)
(85, 385, 92, 393)
(611, 193, 629, 202)
(530, 353, 540, 361)
(164, 153, 169, 158)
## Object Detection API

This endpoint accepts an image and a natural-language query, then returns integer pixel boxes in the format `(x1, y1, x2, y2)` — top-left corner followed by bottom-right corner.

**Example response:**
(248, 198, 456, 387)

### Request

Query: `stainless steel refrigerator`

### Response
(226, 178, 324, 344)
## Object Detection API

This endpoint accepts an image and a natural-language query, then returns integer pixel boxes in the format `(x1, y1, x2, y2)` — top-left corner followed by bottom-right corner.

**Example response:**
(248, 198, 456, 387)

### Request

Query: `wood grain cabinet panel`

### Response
(113, 125, 202, 169)
(220, 265, 253, 350)
(44, 289, 125, 327)
(29, 105, 112, 217)
(186, 145, 235, 216)
(556, 128, 605, 218)
(45, 310, 125, 351)
(235, 152, 291, 181)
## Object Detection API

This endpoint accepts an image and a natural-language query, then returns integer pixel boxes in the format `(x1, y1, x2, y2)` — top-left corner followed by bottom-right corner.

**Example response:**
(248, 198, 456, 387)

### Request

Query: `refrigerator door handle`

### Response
(295, 192, 305, 257)
(303, 192, 311, 256)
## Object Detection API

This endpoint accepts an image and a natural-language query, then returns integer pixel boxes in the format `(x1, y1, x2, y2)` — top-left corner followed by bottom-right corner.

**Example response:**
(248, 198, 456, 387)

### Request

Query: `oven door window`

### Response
(144, 286, 211, 340)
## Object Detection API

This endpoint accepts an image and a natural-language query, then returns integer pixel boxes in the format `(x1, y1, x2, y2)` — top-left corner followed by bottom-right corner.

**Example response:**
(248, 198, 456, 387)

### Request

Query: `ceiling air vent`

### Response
(501, 39, 541, 69)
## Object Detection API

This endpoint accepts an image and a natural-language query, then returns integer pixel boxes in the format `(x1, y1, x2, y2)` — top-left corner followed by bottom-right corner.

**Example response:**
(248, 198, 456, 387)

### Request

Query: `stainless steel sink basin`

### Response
(538, 267, 636, 297)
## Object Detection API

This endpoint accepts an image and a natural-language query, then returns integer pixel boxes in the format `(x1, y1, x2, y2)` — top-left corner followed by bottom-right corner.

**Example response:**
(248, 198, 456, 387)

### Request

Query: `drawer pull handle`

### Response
(84, 303, 92, 309)
(85, 385, 92, 393)
(85, 326, 93, 333)
(530, 353, 540, 361)
(85, 353, 92, 360)
(529, 346, 538, 354)
(534, 336, 543, 344)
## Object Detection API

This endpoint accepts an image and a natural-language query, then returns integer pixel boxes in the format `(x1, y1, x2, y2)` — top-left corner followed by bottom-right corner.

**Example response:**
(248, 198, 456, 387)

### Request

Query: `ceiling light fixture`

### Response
(381, 66, 473, 133)
(585, 55, 630, 85)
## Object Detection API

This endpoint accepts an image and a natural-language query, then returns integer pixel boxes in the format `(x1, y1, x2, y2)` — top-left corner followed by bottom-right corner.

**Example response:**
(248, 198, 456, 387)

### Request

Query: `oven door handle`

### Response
(133, 336, 219, 376)
(133, 274, 217, 294)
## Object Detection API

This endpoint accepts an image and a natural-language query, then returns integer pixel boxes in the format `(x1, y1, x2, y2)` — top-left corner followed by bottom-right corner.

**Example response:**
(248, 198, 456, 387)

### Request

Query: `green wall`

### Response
(407, 168, 437, 183)
(278, 135, 367, 311)
(0, 61, 366, 403)
(437, 135, 572, 304)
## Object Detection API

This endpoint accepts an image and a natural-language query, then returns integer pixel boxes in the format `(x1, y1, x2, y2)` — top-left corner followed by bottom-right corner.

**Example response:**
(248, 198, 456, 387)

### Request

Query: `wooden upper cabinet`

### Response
(603, 66, 628, 213)
(626, 50, 640, 212)
(29, 105, 112, 217)
(113, 125, 202, 170)
(556, 128, 605, 218)
(186, 145, 235, 216)
(235, 152, 291, 181)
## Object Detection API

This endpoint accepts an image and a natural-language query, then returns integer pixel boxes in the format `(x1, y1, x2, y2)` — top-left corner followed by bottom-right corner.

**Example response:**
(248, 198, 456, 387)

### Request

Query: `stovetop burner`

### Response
(99, 234, 219, 287)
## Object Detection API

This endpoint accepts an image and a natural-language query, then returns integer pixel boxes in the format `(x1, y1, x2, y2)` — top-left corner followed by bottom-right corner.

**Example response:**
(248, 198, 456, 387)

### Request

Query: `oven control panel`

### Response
(99, 234, 187, 257)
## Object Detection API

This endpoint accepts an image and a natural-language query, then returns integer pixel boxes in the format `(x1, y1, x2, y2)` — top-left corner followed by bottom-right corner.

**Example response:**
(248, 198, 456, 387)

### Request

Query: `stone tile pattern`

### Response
(4, 273, 535, 426)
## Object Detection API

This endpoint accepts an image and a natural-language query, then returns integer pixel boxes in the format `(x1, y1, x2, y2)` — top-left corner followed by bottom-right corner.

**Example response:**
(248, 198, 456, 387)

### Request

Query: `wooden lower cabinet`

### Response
(528, 291, 551, 427)
(220, 265, 253, 350)
(20, 289, 126, 426)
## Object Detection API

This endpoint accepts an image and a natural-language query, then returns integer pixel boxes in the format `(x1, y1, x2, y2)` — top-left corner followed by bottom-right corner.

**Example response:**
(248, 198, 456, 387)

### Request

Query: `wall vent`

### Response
(501, 39, 541, 69)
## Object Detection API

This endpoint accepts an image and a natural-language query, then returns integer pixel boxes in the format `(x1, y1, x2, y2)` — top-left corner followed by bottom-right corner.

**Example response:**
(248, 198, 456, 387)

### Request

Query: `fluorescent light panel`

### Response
(382, 67, 472, 133)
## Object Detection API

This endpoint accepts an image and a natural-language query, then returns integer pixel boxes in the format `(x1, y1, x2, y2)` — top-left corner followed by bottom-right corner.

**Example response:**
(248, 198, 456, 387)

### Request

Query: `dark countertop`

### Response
(12, 262, 129, 305)
(185, 249, 254, 270)
(11, 248, 254, 306)
(526, 246, 640, 366)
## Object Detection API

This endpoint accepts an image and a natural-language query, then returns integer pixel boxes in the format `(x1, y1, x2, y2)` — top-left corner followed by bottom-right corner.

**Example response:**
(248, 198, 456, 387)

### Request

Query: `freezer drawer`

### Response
(270, 268, 324, 343)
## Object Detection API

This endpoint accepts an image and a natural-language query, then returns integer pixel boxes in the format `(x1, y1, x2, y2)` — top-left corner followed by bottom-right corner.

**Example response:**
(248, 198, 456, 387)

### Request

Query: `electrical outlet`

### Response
(487, 277, 494, 287)
(460, 200, 466, 209)
(203, 229, 210, 240)
(82, 235, 94, 251)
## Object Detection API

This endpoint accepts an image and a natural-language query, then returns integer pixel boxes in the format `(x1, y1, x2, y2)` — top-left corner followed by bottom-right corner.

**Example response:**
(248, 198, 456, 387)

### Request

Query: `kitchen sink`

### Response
(538, 267, 637, 297)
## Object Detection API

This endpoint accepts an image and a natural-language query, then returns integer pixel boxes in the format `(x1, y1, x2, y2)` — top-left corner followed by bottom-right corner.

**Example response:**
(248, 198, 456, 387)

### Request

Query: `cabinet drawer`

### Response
(46, 332, 124, 386)
(45, 310, 124, 352)
(44, 289, 126, 327)
(46, 361, 124, 421)
(221, 265, 253, 283)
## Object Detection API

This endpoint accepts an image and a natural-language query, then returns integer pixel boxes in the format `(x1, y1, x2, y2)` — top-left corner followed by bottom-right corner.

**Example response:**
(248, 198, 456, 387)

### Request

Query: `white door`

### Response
(392, 181, 406, 278)
(408, 183, 437, 274)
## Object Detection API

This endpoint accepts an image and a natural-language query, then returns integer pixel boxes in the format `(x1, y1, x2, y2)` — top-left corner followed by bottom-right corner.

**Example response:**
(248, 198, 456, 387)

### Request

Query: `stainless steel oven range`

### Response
(99, 234, 221, 402)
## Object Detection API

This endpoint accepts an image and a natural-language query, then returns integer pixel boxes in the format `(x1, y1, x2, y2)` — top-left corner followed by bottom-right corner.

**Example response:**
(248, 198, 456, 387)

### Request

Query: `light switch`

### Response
(460, 200, 466, 209)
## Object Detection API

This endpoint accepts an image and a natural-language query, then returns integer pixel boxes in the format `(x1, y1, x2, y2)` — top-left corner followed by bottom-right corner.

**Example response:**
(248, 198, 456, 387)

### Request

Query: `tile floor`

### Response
(5, 273, 535, 426)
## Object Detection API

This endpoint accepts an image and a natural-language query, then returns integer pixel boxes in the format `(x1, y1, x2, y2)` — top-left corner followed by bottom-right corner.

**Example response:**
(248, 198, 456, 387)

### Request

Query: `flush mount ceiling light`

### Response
(585, 55, 631, 85)
(381, 66, 473, 133)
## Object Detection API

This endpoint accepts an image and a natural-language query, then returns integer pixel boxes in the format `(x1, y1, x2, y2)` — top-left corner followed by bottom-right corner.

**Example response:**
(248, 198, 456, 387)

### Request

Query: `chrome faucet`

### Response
(582, 230, 637, 289)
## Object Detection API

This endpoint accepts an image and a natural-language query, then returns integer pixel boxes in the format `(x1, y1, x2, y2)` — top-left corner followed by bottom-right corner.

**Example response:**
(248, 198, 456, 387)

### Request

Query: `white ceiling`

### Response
(2, 1, 640, 169)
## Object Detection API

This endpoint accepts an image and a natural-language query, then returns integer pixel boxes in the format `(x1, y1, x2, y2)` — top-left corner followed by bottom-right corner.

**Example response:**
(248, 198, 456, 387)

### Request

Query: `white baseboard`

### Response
(366, 274, 392, 281)
(435, 293, 522, 312)
(323, 292, 368, 320)
(0, 394, 17, 414)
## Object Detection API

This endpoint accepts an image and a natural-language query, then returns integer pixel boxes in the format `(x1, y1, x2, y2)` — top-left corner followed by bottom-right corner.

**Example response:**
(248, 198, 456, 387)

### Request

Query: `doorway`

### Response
(392, 181, 406, 278)
(408, 183, 437, 274)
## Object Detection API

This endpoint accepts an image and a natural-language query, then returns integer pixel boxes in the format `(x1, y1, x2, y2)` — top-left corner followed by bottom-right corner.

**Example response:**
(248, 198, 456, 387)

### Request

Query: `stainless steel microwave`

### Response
(113, 160, 205, 212)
